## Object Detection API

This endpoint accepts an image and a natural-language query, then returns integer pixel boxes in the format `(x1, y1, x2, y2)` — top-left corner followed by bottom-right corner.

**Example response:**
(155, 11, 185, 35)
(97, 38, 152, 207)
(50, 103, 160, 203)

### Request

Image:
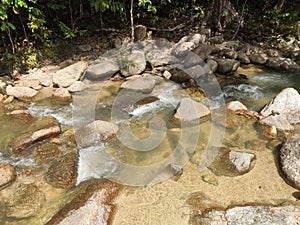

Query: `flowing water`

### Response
(1, 66, 300, 224)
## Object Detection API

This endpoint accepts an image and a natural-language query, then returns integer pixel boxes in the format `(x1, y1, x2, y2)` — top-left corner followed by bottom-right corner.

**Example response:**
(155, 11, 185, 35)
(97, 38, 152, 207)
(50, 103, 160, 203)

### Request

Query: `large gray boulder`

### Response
(53, 61, 88, 87)
(120, 50, 146, 77)
(121, 76, 156, 93)
(75, 120, 119, 148)
(280, 134, 300, 189)
(260, 87, 300, 126)
(174, 98, 210, 122)
(85, 61, 119, 80)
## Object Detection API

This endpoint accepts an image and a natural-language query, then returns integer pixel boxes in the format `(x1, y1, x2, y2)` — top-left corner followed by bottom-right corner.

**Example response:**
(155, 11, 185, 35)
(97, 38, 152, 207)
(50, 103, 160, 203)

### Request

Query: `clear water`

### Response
(222, 68, 300, 111)
(1, 68, 300, 224)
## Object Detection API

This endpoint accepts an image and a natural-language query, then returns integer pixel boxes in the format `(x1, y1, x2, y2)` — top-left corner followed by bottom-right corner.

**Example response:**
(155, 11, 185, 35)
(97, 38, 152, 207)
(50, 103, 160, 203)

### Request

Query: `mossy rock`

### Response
(46, 152, 78, 189)
(6, 184, 45, 219)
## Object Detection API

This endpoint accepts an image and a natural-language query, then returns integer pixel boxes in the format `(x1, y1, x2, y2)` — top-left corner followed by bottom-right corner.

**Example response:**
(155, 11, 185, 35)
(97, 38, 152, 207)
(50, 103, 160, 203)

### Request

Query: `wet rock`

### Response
(134, 25, 147, 41)
(237, 51, 250, 64)
(121, 76, 156, 93)
(245, 139, 267, 151)
(6, 85, 38, 99)
(46, 152, 78, 189)
(229, 151, 255, 173)
(53, 88, 72, 100)
(12, 116, 61, 154)
(202, 174, 218, 186)
(135, 96, 159, 105)
(226, 101, 248, 112)
(0, 163, 16, 188)
(208, 147, 255, 176)
(53, 61, 88, 87)
(198, 205, 300, 225)
(6, 184, 45, 219)
(216, 59, 240, 74)
(34, 142, 62, 164)
(67, 81, 87, 92)
(174, 98, 210, 122)
(85, 61, 119, 80)
(250, 53, 268, 64)
(193, 44, 213, 61)
(47, 179, 121, 225)
(206, 59, 218, 73)
(120, 50, 146, 77)
(280, 134, 300, 189)
(7, 109, 35, 123)
(260, 87, 300, 131)
(75, 120, 118, 148)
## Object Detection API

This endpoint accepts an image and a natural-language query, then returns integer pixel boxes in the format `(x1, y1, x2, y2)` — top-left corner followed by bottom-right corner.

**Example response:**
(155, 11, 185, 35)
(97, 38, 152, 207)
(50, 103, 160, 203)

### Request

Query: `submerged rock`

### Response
(0, 163, 16, 188)
(46, 179, 121, 225)
(174, 98, 210, 122)
(280, 134, 300, 189)
(75, 120, 118, 148)
(46, 152, 78, 189)
(11, 116, 61, 154)
(208, 147, 255, 176)
(53, 61, 88, 87)
(7, 109, 35, 123)
(6, 184, 45, 219)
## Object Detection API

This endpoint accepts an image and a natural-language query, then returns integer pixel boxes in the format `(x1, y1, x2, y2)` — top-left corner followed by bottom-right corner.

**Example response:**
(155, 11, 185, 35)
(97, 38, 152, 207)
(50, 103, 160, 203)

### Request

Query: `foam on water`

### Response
(28, 102, 73, 126)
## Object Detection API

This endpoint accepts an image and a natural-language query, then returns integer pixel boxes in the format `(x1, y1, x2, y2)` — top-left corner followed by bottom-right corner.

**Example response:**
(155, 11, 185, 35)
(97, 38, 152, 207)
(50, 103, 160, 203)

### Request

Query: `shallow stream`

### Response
(1, 65, 300, 224)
